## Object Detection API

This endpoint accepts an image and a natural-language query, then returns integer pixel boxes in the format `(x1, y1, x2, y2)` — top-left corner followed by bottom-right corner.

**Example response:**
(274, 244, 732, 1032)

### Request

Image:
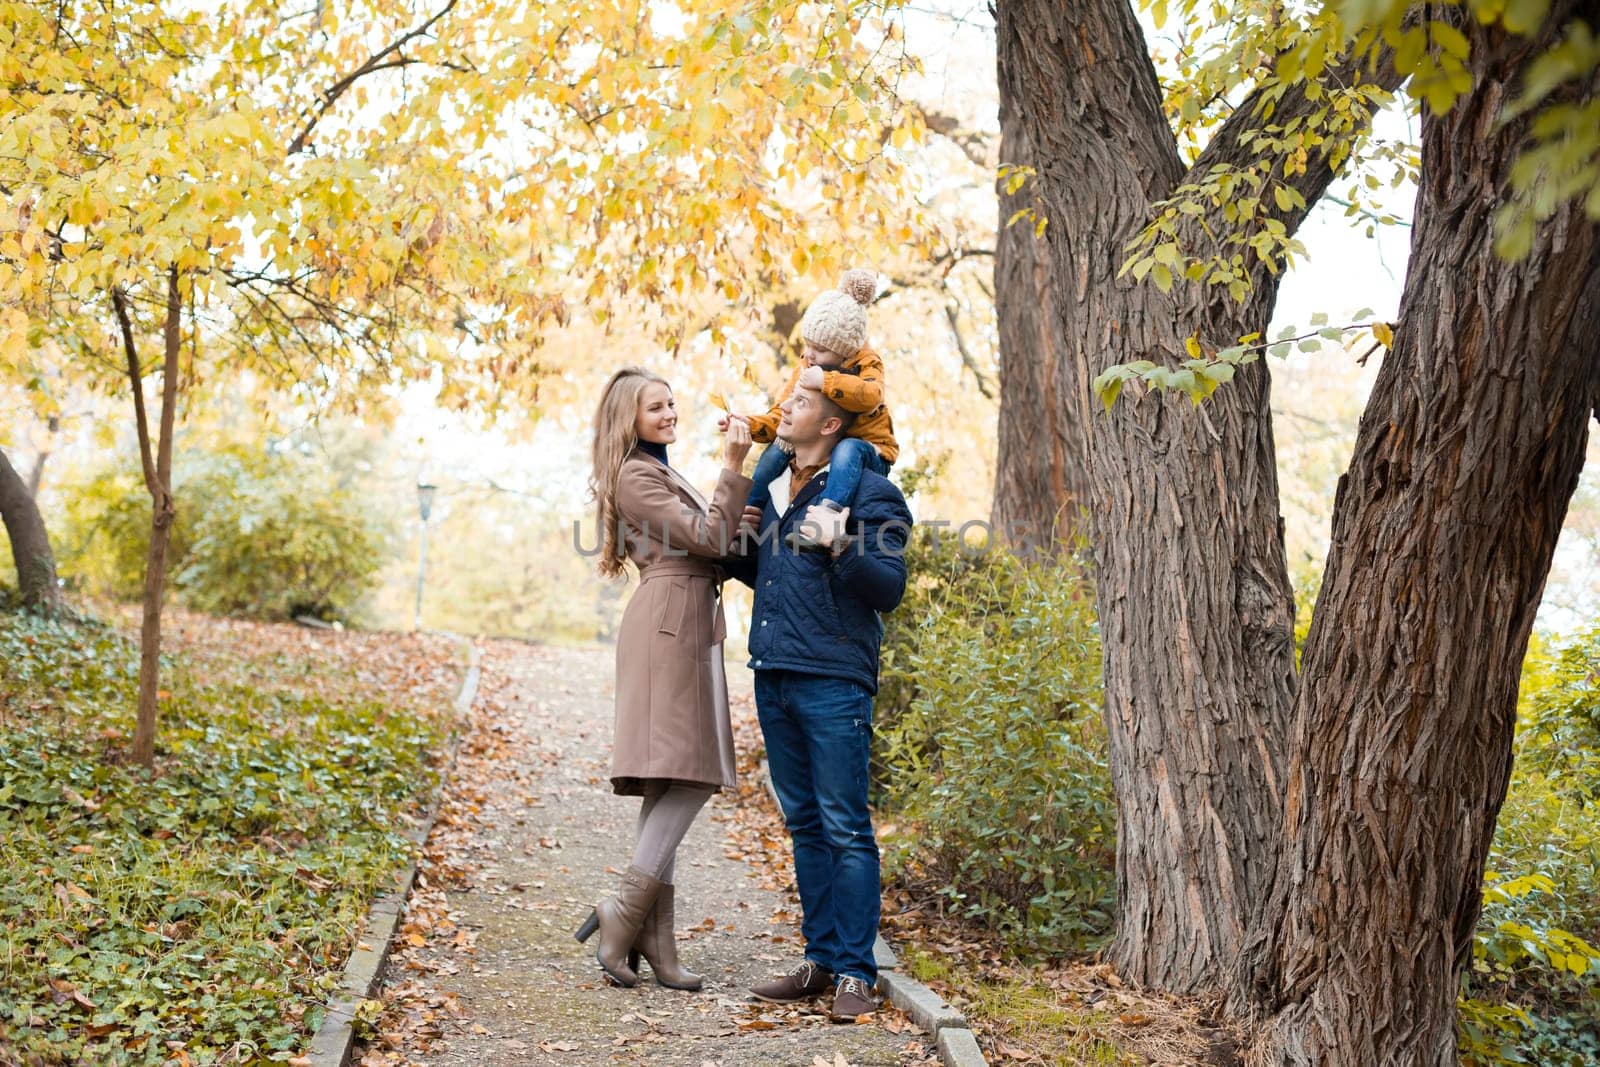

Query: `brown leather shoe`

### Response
(749, 959, 833, 1002)
(827, 975, 877, 1022)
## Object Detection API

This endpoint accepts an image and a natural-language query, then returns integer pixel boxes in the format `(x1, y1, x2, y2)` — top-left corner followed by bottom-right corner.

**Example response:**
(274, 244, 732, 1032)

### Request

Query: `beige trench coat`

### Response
(611, 454, 752, 796)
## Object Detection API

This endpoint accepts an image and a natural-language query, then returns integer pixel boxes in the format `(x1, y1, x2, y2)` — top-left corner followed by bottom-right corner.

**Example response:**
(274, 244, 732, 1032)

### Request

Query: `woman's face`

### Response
(634, 381, 677, 445)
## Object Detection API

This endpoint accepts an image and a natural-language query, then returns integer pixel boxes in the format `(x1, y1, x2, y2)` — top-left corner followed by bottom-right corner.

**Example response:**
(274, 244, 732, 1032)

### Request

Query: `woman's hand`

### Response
(798, 365, 825, 391)
(723, 416, 752, 470)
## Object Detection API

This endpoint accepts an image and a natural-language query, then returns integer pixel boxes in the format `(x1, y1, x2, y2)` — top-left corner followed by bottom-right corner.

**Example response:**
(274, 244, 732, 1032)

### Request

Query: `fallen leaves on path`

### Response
(352, 638, 530, 1066)
(352, 646, 938, 1065)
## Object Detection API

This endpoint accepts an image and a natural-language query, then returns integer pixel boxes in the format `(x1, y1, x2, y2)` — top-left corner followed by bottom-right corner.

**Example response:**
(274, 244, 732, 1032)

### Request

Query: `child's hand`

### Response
(799, 503, 848, 548)
(798, 365, 825, 391)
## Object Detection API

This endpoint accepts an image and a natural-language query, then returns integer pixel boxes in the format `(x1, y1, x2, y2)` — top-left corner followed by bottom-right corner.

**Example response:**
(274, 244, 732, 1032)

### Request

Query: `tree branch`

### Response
(907, 104, 994, 168)
(944, 302, 995, 400)
(876, 245, 995, 301)
(1324, 194, 1412, 228)
(152, 268, 181, 516)
(112, 286, 161, 497)
(1187, 43, 1404, 248)
(286, 0, 459, 156)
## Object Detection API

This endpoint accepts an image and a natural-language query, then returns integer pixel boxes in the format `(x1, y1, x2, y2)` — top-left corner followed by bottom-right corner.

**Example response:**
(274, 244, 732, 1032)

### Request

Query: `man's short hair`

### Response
(817, 392, 858, 436)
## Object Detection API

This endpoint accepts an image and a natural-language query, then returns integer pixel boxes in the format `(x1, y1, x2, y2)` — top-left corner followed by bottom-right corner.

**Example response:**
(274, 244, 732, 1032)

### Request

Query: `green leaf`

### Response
(1430, 20, 1471, 61)
(1502, 0, 1552, 35)
(1093, 366, 1135, 412)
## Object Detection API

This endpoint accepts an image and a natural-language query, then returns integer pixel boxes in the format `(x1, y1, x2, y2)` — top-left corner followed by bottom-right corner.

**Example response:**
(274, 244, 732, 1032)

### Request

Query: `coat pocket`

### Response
(818, 575, 849, 639)
(654, 581, 686, 636)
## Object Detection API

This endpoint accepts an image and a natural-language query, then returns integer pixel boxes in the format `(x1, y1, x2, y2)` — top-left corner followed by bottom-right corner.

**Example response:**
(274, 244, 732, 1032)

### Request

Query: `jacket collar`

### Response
(627, 453, 709, 514)
(779, 467, 829, 522)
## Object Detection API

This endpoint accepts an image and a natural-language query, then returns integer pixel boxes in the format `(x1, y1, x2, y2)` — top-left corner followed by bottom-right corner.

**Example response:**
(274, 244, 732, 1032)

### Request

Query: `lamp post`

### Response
(414, 481, 437, 632)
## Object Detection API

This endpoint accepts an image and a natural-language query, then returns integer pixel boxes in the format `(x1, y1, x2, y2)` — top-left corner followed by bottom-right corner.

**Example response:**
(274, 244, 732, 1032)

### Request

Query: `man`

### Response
(724, 382, 914, 1022)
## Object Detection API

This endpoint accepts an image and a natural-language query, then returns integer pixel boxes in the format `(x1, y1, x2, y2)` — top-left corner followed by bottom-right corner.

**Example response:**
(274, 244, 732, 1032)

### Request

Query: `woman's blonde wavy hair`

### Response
(589, 366, 670, 579)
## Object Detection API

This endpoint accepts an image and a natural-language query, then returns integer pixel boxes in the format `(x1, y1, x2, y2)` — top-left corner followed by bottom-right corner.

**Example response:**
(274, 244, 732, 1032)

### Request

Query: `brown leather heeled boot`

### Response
(574, 865, 662, 987)
(628, 882, 702, 991)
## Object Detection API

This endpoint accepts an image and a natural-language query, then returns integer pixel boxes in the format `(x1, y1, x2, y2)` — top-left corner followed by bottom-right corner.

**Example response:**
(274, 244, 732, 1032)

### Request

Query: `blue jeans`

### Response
(747, 438, 889, 511)
(820, 438, 889, 509)
(754, 670, 880, 985)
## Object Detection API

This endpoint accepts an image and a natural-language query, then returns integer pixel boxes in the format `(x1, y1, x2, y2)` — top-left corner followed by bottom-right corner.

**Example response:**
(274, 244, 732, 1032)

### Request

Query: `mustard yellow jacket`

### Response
(744, 345, 899, 464)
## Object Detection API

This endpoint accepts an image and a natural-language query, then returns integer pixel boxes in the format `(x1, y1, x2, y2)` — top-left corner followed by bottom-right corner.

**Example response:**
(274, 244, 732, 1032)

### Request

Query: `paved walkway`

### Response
(363, 640, 932, 1067)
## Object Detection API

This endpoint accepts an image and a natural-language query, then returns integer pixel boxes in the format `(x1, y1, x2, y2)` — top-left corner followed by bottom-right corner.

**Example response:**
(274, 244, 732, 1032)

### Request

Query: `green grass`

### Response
(0, 609, 452, 1065)
(900, 948, 1134, 1066)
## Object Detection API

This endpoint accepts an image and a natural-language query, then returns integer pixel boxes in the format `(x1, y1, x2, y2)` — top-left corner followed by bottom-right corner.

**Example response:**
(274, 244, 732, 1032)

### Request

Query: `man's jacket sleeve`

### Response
(830, 485, 912, 612)
(721, 543, 758, 588)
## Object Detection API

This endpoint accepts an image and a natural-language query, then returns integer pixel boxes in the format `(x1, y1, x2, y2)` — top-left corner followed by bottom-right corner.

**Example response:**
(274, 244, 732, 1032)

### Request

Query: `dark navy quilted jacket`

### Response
(723, 469, 913, 693)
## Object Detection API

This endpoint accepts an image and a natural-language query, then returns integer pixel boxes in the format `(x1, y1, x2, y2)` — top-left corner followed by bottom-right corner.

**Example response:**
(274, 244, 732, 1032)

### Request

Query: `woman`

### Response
(575, 366, 753, 990)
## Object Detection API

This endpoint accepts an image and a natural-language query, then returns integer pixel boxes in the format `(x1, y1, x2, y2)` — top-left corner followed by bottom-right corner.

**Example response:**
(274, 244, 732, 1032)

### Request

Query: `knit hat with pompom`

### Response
(800, 269, 877, 359)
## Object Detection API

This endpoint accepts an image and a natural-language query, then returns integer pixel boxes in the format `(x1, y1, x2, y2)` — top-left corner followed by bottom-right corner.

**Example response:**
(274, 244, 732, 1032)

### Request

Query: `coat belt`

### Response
(638, 558, 727, 642)
(638, 558, 723, 583)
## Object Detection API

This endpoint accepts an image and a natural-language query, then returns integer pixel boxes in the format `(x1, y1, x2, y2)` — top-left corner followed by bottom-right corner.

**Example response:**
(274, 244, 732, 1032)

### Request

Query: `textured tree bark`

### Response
(1234, 9, 1600, 1063)
(995, 0, 1293, 993)
(993, 0, 1401, 993)
(990, 101, 1092, 557)
(116, 271, 183, 770)
(0, 445, 61, 614)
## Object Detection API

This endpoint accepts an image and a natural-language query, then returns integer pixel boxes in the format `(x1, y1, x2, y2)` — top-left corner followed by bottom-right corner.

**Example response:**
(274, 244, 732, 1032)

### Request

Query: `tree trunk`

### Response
(117, 271, 184, 770)
(994, 0, 1400, 992)
(990, 105, 1092, 556)
(1234, 11, 1600, 1063)
(0, 445, 61, 614)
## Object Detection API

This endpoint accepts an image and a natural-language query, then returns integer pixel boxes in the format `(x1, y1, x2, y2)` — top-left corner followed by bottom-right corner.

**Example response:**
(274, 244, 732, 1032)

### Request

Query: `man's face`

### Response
(777, 385, 838, 448)
(802, 341, 844, 369)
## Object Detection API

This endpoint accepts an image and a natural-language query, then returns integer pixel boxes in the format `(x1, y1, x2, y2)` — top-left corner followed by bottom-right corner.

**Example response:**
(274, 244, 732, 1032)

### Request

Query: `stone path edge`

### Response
(757, 759, 990, 1067)
(304, 633, 482, 1067)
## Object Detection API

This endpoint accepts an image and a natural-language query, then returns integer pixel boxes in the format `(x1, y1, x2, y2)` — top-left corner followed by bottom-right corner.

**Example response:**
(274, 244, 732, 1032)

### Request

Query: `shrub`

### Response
(876, 531, 1114, 956)
(57, 465, 173, 602)
(59, 446, 388, 621)
(1462, 628, 1600, 1065)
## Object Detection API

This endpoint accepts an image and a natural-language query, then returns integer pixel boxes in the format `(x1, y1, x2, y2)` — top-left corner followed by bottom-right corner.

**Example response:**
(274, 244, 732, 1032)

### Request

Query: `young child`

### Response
(731, 269, 899, 548)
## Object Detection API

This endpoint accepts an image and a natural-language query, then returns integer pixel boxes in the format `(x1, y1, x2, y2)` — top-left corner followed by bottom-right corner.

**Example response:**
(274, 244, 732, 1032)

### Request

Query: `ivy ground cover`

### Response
(0, 608, 461, 1065)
